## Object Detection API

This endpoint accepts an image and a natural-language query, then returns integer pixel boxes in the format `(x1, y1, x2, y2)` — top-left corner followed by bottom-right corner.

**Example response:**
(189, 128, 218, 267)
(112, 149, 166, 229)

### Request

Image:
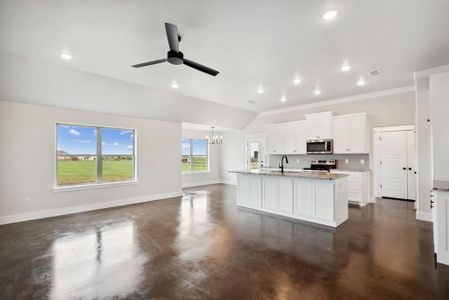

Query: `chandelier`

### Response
(205, 126, 223, 144)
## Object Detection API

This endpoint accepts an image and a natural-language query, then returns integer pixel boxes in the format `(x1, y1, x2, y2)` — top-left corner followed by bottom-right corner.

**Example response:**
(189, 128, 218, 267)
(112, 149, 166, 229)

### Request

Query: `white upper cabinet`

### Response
(333, 112, 369, 154)
(284, 121, 306, 154)
(265, 124, 285, 154)
(305, 111, 333, 140)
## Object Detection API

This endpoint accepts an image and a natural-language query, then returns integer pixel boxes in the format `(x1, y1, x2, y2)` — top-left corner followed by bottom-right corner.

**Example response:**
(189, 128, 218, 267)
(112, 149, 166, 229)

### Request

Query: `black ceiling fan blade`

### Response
(131, 58, 167, 68)
(183, 59, 219, 76)
(165, 22, 179, 52)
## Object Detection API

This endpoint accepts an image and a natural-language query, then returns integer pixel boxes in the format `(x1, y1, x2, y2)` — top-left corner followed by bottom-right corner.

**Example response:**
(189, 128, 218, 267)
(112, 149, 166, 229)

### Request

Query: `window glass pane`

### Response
(102, 156, 134, 182)
(192, 139, 207, 155)
(182, 155, 191, 172)
(57, 124, 97, 185)
(101, 128, 134, 155)
(57, 124, 96, 155)
(192, 155, 207, 172)
(101, 128, 134, 182)
(181, 139, 191, 155)
(57, 157, 97, 185)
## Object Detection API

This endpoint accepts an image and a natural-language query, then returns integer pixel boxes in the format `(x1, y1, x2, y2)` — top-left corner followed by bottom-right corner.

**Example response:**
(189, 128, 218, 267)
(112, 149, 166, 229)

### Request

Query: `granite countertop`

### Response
(433, 180, 449, 191)
(229, 170, 348, 180)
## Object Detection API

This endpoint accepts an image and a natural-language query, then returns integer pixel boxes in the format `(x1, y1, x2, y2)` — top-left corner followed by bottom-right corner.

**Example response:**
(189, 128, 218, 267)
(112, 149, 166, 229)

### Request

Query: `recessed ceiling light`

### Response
(257, 86, 264, 94)
(281, 95, 287, 102)
(60, 52, 72, 61)
(322, 10, 338, 21)
(171, 82, 178, 89)
(357, 78, 366, 86)
(293, 77, 301, 85)
(314, 88, 321, 95)
(341, 64, 351, 72)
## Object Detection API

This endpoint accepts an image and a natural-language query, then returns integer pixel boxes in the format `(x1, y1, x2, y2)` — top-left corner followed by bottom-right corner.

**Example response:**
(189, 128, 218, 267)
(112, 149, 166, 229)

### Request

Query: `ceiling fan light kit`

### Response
(132, 22, 219, 76)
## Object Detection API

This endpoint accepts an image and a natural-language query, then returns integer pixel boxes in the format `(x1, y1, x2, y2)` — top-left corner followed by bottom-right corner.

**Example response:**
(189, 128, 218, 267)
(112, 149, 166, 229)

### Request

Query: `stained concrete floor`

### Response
(1, 184, 448, 299)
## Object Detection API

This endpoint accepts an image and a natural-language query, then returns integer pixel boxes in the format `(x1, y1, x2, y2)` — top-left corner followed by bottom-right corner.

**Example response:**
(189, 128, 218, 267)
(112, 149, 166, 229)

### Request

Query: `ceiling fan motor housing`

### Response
(167, 51, 184, 65)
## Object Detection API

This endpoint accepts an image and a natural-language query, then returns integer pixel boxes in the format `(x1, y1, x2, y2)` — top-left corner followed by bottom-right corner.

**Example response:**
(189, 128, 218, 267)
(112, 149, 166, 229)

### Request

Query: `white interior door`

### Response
(381, 131, 408, 199)
(406, 131, 417, 200)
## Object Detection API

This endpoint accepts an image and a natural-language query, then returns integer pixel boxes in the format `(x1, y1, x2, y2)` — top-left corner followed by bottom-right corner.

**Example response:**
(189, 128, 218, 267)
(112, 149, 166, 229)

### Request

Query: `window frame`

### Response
(181, 138, 209, 174)
(54, 123, 137, 190)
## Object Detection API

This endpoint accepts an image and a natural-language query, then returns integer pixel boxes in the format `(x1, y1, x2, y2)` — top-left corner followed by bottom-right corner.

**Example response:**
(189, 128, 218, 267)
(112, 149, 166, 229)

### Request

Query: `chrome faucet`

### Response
(279, 155, 289, 173)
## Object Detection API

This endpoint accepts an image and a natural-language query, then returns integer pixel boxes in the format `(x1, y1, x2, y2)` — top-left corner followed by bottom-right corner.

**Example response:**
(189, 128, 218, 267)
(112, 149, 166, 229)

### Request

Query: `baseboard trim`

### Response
(182, 180, 224, 188)
(0, 191, 183, 225)
(416, 211, 433, 222)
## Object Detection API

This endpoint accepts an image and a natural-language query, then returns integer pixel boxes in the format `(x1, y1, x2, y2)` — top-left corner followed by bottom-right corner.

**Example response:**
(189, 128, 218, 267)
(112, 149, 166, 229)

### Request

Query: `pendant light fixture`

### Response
(205, 126, 223, 144)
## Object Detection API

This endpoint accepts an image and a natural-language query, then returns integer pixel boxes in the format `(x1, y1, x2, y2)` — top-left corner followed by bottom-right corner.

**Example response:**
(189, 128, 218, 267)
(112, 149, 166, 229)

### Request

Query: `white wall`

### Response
(430, 72, 449, 181)
(220, 130, 246, 185)
(245, 91, 416, 134)
(0, 52, 257, 130)
(0, 101, 182, 223)
(181, 128, 222, 188)
(415, 77, 434, 221)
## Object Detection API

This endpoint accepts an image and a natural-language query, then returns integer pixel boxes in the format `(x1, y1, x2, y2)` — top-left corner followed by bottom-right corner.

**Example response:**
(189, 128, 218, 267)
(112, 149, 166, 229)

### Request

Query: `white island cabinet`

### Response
(233, 170, 348, 227)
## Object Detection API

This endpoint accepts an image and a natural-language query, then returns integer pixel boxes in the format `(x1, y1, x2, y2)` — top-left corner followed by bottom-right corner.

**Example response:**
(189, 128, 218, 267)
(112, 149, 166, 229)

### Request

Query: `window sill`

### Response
(182, 171, 210, 175)
(53, 180, 138, 192)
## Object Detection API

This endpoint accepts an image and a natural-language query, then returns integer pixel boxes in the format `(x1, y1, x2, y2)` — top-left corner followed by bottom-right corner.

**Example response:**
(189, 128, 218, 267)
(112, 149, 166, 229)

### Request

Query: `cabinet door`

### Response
(333, 117, 349, 153)
(306, 112, 333, 140)
(237, 174, 251, 205)
(314, 182, 334, 221)
(348, 114, 367, 153)
(250, 176, 262, 207)
(278, 179, 293, 213)
(294, 180, 315, 217)
(266, 125, 285, 154)
(263, 177, 279, 210)
(285, 122, 306, 154)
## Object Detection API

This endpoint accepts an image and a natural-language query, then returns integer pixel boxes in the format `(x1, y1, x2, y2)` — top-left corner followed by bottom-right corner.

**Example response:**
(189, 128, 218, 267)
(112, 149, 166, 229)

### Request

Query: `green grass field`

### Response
(182, 156, 208, 172)
(57, 160, 134, 185)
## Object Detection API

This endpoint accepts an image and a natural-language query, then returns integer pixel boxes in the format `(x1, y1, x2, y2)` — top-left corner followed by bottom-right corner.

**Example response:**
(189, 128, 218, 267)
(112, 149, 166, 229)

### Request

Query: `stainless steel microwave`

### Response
(306, 139, 333, 154)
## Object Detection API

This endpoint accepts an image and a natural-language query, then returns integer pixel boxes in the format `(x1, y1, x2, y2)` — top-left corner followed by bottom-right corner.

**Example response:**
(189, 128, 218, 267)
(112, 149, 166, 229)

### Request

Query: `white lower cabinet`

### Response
(262, 177, 293, 213)
(236, 173, 348, 227)
(435, 190, 449, 266)
(330, 170, 369, 206)
(237, 174, 262, 208)
(293, 180, 315, 217)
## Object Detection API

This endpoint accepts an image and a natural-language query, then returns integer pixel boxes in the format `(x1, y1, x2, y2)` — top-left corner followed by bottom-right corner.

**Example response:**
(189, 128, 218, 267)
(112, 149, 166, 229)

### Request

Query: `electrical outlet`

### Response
(360, 159, 365, 165)
(345, 159, 349, 164)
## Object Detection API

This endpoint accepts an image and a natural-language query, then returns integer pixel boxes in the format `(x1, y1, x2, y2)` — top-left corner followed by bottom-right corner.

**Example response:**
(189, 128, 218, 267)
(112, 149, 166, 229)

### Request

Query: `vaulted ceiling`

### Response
(1, 0, 449, 113)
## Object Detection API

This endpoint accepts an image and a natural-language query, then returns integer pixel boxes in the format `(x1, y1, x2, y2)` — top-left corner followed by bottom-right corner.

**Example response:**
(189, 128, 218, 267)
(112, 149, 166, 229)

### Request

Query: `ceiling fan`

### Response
(131, 23, 219, 76)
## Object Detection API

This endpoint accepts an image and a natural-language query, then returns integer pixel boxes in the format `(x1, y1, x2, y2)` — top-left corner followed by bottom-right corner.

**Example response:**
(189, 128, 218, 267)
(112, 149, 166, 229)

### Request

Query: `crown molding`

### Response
(257, 86, 415, 117)
(414, 64, 449, 79)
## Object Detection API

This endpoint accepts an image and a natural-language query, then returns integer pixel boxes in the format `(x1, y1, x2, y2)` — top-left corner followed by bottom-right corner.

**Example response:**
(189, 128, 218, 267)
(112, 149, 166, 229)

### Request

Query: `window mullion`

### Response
(97, 127, 103, 183)
(190, 139, 193, 172)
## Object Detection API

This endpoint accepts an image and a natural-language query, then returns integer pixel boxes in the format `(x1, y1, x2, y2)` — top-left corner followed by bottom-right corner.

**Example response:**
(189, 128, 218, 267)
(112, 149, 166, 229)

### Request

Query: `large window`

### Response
(56, 124, 135, 186)
(181, 138, 208, 173)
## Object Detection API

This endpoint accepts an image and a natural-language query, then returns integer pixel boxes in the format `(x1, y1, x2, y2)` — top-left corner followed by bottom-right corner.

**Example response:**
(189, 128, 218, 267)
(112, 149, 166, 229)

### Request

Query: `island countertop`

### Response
(229, 170, 348, 180)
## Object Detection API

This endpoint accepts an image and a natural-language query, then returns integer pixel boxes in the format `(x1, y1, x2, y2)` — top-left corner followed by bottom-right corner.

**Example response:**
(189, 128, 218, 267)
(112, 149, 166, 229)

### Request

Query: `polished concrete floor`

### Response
(1, 184, 448, 299)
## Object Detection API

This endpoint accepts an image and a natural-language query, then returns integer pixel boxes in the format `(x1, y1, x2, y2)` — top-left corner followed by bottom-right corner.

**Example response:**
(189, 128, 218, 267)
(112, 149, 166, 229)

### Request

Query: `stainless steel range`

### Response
(303, 160, 336, 172)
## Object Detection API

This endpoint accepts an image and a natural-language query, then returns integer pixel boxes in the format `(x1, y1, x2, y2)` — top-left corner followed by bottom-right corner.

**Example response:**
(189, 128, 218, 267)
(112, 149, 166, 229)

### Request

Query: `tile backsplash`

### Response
(266, 154, 370, 171)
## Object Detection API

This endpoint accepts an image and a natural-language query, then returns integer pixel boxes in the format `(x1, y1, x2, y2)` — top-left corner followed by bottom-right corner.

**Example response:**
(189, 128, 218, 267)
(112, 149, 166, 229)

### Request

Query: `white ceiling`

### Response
(1, 0, 448, 113)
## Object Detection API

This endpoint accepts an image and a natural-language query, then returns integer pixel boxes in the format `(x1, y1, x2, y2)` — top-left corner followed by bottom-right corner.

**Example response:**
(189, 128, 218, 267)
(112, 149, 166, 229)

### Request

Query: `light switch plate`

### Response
(345, 159, 349, 164)
(296, 159, 300, 163)
(360, 159, 365, 165)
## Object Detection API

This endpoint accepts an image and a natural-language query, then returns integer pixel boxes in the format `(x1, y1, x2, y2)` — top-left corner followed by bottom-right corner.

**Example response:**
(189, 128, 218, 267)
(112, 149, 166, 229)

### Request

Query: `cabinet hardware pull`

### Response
(402, 167, 406, 170)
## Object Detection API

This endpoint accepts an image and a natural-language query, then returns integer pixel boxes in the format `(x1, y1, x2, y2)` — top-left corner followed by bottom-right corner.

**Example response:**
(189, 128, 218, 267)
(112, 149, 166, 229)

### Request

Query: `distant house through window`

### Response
(181, 138, 208, 172)
(56, 124, 135, 186)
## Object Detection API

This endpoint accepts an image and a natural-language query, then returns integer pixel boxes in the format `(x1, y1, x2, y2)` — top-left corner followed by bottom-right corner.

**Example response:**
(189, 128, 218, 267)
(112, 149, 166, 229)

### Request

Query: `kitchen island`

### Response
(230, 170, 349, 227)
